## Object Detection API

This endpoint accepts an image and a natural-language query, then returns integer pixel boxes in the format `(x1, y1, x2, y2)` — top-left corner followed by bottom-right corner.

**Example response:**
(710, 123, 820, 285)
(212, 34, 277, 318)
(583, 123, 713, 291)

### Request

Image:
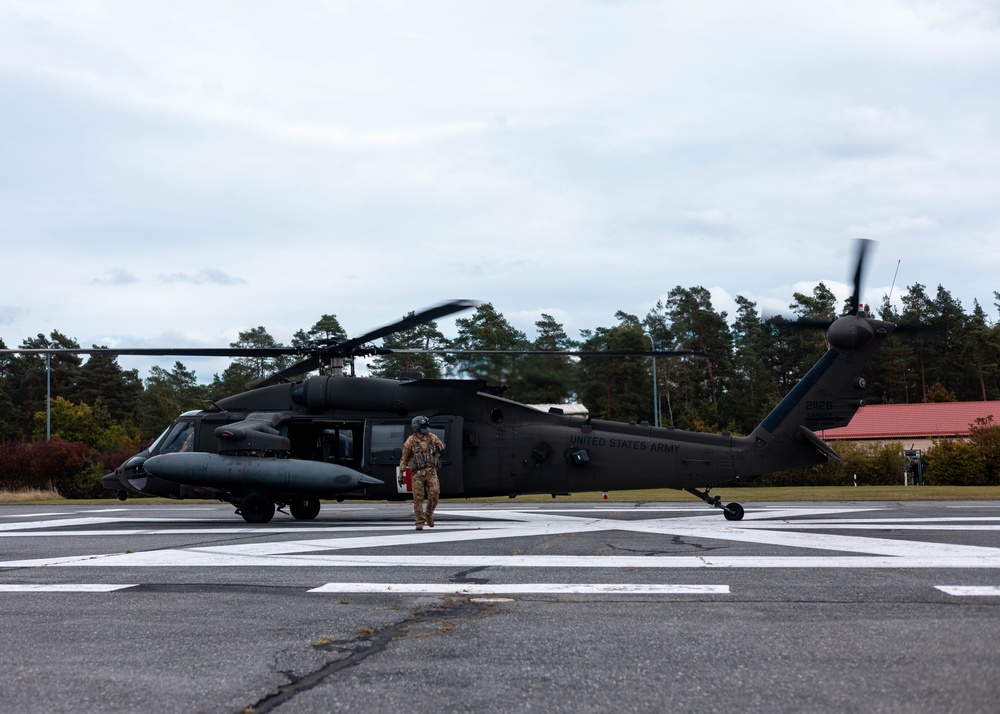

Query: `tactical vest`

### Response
(409, 435, 442, 471)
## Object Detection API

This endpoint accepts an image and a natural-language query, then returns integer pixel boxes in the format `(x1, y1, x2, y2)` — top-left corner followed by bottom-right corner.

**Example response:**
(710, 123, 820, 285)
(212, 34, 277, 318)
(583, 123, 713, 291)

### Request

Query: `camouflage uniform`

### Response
(400, 431, 445, 529)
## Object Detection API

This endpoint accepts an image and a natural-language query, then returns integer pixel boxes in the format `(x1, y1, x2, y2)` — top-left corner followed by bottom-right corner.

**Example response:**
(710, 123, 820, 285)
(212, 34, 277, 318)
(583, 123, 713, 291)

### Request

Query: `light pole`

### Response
(643, 333, 660, 428)
(46, 353, 51, 441)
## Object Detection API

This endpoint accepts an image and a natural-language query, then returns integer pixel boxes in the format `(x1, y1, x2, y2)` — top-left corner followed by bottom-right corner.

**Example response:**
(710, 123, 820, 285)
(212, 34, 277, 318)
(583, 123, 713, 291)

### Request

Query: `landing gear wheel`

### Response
(239, 492, 275, 524)
(723, 502, 745, 521)
(289, 497, 321, 520)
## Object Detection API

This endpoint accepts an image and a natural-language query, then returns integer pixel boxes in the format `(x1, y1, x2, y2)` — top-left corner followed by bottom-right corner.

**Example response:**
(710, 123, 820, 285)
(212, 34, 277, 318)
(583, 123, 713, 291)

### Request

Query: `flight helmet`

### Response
(411, 415, 430, 434)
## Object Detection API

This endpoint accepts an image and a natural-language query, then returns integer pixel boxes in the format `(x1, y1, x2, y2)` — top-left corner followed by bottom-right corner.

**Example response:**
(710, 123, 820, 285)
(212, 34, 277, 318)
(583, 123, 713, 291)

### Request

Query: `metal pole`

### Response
(643, 333, 659, 428)
(46, 353, 51, 441)
(665, 360, 674, 428)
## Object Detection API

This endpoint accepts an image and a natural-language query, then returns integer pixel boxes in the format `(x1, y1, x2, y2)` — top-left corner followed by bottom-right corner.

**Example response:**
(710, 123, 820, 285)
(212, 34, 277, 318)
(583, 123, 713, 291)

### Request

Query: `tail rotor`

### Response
(847, 238, 872, 316)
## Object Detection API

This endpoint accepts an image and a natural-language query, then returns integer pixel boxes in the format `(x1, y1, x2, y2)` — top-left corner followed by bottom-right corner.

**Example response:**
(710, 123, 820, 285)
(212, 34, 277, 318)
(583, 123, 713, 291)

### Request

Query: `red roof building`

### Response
(820, 401, 1000, 450)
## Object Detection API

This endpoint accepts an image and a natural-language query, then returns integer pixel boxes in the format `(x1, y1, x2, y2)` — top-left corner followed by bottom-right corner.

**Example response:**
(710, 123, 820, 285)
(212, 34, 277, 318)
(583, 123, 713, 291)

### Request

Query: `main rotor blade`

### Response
(376, 349, 706, 358)
(249, 354, 322, 388)
(764, 318, 833, 330)
(0, 347, 300, 357)
(331, 299, 480, 354)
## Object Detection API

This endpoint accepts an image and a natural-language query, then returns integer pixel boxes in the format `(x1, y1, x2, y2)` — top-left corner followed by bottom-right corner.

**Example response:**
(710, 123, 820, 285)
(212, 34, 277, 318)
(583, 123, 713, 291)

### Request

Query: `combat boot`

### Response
(426, 514, 435, 528)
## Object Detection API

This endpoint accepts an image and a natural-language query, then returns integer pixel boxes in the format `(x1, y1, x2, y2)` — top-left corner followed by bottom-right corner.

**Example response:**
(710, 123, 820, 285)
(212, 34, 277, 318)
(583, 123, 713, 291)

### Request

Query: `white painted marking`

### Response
(772, 517, 1000, 523)
(0, 517, 222, 532)
(3, 506, 999, 571)
(743, 521, 1000, 531)
(5, 517, 999, 537)
(935, 586, 1000, 596)
(308, 582, 730, 595)
(7, 553, 1000, 569)
(530, 508, 738, 513)
(0, 526, 467, 537)
(0, 584, 137, 592)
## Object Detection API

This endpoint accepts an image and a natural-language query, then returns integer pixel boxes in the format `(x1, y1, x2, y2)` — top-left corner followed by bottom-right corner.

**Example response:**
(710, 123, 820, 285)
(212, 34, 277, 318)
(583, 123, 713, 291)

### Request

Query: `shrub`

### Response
(57, 460, 112, 499)
(99, 439, 143, 473)
(0, 438, 120, 498)
(924, 439, 990, 486)
(0, 440, 41, 491)
(738, 441, 906, 487)
(967, 417, 1000, 484)
(829, 441, 907, 486)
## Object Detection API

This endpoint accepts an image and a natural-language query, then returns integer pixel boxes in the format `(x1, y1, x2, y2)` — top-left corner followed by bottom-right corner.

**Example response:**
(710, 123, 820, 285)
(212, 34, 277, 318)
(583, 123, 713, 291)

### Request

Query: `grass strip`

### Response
(3, 485, 1000, 506)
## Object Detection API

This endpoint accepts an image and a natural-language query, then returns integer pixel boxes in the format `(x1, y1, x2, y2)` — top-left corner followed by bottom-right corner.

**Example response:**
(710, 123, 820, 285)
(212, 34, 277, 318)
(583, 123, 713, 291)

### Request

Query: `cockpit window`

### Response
(147, 425, 172, 454)
(156, 421, 196, 454)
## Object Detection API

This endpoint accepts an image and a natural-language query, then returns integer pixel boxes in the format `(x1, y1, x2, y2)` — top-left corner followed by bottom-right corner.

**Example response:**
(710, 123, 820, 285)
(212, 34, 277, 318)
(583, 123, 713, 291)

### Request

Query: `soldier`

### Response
(399, 415, 445, 530)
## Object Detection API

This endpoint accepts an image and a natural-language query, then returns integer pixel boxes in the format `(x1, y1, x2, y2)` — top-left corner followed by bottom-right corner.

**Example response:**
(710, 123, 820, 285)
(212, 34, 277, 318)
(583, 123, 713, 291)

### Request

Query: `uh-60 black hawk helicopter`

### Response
(12, 241, 894, 524)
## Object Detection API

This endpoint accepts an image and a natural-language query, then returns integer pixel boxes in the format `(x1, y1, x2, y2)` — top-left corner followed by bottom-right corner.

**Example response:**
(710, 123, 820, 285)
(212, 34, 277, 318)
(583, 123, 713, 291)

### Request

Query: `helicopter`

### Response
(5, 241, 893, 523)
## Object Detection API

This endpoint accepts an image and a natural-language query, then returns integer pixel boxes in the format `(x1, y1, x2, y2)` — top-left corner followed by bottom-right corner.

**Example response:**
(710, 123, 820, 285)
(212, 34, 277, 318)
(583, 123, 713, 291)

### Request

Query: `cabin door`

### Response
(366, 416, 465, 497)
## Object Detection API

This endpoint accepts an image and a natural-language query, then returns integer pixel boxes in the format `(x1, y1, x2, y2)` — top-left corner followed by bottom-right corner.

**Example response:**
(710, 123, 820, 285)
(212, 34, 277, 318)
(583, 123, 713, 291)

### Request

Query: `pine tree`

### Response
(6, 331, 82, 440)
(368, 313, 447, 379)
(900, 283, 935, 400)
(516, 314, 578, 404)
(729, 295, 781, 433)
(0, 338, 19, 439)
(228, 326, 294, 382)
(644, 302, 675, 427)
(578, 312, 651, 423)
(662, 287, 734, 430)
(293, 315, 351, 376)
(964, 301, 1000, 400)
(140, 362, 206, 441)
(446, 303, 529, 388)
(70, 350, 143, 425)
(866, 295, 914, 403)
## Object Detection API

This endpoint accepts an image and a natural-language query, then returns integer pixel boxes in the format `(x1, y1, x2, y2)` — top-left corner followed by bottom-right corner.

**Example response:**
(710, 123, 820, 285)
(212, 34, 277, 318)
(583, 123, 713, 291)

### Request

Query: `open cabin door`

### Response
(365, 416, 465, 497)
(285, 418, 365, 472)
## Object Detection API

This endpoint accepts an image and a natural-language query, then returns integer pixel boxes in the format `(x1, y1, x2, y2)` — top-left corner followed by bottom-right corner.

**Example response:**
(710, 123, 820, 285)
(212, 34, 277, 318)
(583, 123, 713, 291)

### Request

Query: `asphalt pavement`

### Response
(1, 500, 998, 713)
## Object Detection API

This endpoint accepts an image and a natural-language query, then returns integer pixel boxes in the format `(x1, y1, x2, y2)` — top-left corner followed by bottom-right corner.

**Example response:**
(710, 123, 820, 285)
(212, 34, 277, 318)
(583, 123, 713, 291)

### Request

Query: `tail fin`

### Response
(735, 315, 895, 478)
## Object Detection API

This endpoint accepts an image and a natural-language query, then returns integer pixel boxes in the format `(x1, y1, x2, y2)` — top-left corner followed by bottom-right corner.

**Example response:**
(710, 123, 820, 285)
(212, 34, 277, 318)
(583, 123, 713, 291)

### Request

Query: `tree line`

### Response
(2, 281, 1000, 494)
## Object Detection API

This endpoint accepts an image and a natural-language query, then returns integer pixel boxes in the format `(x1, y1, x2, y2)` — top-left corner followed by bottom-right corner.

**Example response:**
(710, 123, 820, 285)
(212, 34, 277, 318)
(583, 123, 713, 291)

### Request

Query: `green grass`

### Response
(3, 485, 1000, 506)
(490, 485, 1000, 503)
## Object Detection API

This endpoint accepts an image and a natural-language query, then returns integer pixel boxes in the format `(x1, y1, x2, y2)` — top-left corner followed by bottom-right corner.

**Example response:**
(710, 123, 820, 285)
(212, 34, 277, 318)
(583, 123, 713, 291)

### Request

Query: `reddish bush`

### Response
(0, 440, 38, 490)
(0, 438, 121, 498)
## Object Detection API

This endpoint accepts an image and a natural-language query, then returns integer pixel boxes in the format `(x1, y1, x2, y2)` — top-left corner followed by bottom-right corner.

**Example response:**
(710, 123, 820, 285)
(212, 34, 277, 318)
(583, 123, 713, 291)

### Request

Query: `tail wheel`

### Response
(723, 502, 745, 521)
(240, 492, 276, 524)
(289, 497, 321, 520)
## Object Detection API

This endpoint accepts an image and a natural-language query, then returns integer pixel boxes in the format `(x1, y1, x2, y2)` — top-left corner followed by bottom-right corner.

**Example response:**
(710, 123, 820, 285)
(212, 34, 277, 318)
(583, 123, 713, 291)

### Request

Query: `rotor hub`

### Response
(827, 315, 875, 351)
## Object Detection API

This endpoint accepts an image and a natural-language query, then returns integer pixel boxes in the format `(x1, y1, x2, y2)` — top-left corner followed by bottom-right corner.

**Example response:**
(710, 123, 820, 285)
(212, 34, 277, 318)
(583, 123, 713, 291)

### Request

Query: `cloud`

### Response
(444, 259, 540, 278)
(0, 306, 26, 327)
(672, 207, 738, 238)
(156, 269, 247, 285)
(1, 2, 998, 381)
(901, 0, 1000, 31)
(91, 269, 141, 286)
(820, 106, 920, 158)
(849, 216, 938, 237)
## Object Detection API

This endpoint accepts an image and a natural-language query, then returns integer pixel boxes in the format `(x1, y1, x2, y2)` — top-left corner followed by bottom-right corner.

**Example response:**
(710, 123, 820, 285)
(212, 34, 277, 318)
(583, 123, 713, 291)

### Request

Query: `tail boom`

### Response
(733, 317, 895, 479)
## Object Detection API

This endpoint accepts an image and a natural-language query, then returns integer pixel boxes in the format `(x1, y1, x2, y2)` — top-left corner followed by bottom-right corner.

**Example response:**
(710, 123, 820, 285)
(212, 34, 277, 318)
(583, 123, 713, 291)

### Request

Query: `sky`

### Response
(2, 0, 999, 382)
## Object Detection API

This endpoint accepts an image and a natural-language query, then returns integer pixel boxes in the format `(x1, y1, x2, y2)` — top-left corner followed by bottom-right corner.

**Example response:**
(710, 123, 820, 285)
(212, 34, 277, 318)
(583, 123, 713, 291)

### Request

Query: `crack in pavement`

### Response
(240, 598, 486, 713)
